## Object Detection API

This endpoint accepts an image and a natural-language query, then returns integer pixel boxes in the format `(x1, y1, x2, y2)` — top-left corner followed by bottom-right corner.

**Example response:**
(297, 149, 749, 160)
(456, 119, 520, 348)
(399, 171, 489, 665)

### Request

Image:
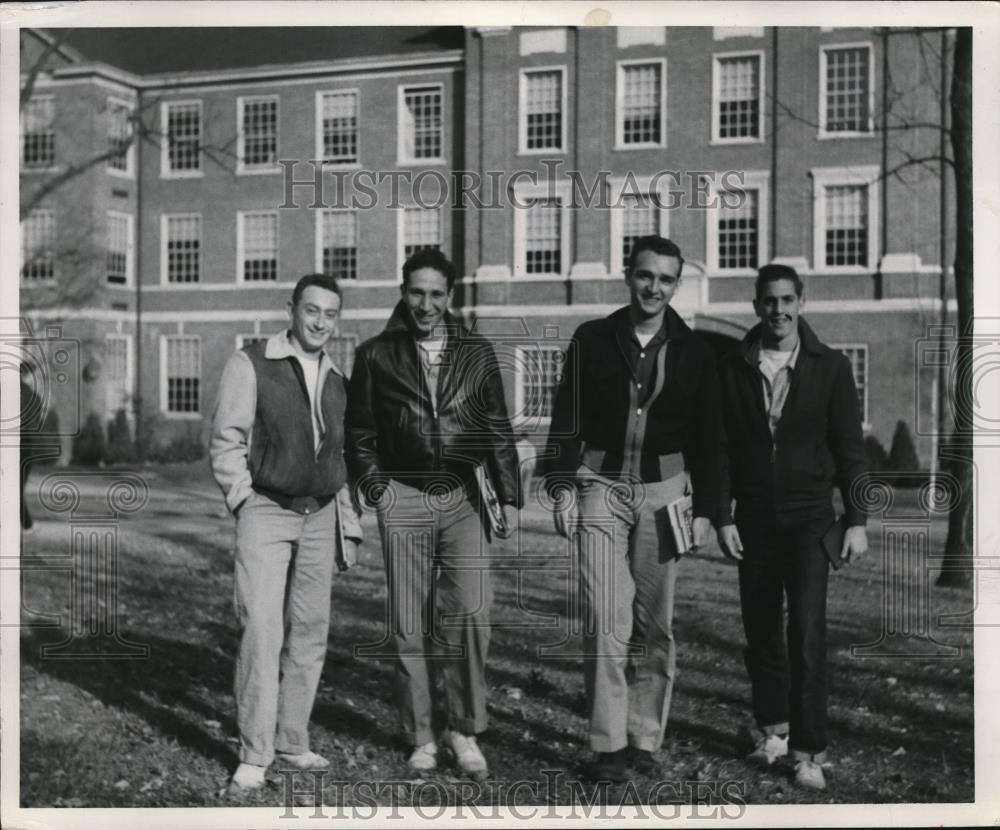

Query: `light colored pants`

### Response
(376, 479, 491, 746)
(233, 491, 337, 766)
(575, 472, 684, 752)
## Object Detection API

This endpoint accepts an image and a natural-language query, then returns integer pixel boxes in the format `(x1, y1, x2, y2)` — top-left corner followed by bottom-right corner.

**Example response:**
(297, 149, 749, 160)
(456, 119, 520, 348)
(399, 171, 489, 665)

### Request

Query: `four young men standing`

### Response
(212, 243, 867, 794)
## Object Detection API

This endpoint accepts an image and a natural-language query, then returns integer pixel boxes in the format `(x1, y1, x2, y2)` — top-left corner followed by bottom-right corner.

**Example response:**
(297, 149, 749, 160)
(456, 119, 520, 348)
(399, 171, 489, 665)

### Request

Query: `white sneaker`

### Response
(227, 762, 266, 795)
(443, 729, 487, 778)
(746, 731, 789, 766)
(275, 750, 330, 770)
(794, 759, 827, 791)
(407, 741, 438, 772)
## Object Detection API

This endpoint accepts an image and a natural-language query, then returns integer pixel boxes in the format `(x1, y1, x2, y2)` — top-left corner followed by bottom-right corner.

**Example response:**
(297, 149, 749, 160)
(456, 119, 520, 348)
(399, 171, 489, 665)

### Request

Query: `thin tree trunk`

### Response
(937, 27, 973, 588)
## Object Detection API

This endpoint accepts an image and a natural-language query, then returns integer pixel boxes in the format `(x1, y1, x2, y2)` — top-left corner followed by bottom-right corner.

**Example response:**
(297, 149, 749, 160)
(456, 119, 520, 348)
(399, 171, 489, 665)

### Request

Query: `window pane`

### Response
(166, 337, 200, 413)
(524, 71, 563, 150)
(717, 55, 760, 139)
(622, 63, 662, 145)
(834, 346, 868, 423)
(403, 208, 440, 259)
(242, 212, 278, 281)
(22, 97, 55, 168)
(167, 102, 201, 171)
(321, 91, 358, 163)
(104, 336, 131, 419)
(718, 189, 758, 269)
(167, 215, 201, 283)
(242, 97, 278, 167)
(621, 194, 657, 272)
(321, 210, 358, 280)
(107, 100, 133, 171)
(525, 199, 561, 274)
(520, 346, 564, 419)
(107, 214, 130, 284)
(402, 87, 442, 160)
(825, 184, 868, 266)
(20, 210, 56, 281)
(825, 47, 870, 132)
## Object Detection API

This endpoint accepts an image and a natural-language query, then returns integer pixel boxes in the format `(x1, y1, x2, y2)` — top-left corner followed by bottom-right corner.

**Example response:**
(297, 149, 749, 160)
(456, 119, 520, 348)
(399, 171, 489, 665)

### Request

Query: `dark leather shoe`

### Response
(589, 749, 628, 782)
(627, 747, 660, 776)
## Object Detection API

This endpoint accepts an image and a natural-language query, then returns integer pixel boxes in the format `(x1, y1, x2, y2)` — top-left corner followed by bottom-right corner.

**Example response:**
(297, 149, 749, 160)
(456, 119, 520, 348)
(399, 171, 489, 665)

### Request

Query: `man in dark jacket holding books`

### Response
(716, 263, 868, 792)
(346, 249, 521, 779)
(544, 235, 722, 782)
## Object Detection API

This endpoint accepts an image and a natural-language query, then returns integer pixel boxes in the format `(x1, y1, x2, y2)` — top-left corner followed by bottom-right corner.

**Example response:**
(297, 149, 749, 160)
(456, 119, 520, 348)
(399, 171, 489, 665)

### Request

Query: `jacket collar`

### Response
(608, 304, 693, 340)
(739, 317, 823, 366)
(263, 330, 343, 377)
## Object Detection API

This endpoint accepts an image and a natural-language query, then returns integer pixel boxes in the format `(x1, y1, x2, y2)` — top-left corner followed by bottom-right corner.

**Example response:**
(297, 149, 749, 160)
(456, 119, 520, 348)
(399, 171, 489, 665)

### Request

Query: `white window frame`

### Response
(830, 343, 870, 429)
(315, 88, 360, 167)
(237, 210, 280, 283)
(21, 95, 57, 173)
(518, 66, 567, 155)
(608, 176, 670, 276)
(20, 209, 57, 283)
(513, 180, 572, 278)
(315, 208, 360, 279)
(106, 210, 135, 287)
(160, 99, 203, 179)
(513, 344, 566, 429)
(237, 94, 281, 175)
(811, 165, 879, 273)
(614, 58, 667, 150)
(818, 42, 875, 139)
(160, 213, 202, 287)
(106, 96, 136, 178)
(705, 170, 771, 275)
(396, 206, 442, 277)
(103, 334, 134, 422)
(711, 50, 765, 145)
(397, 83, 445, 166)
(159, 334, 202, 419)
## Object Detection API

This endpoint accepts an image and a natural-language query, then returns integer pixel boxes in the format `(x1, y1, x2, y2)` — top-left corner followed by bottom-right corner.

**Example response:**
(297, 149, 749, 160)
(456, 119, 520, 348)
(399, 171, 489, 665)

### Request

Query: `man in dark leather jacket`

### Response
(346, 249, 520, 779)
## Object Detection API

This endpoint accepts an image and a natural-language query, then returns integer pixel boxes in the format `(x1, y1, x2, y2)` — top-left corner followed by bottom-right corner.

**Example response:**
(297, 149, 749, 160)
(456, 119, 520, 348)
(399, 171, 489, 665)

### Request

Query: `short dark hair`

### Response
(401, 248, 457, 291)
(626, 235, 685, 277)
(292, 273, 342, 306)
(755, 263, 804, 299)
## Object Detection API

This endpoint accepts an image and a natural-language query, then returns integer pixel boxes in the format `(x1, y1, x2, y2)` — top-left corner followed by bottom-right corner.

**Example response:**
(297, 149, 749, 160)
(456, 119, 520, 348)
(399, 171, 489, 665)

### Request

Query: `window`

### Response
(399, 85, 443, 163)
(608, 177, 667, 275)
(325, 334, 359, 376)
(520, 68, 565, 153)
(713, 52, 763, 142)
(820, 44, 873, 135)
(238, 211, 278, 281)
(163, 100, 202, 175)
(402, 207, 441, 261)
(239, 96, 279, 172)
(318, 90, 358, 164)
(22, 96, 55, 169)
(20, 210, 56, 282)
(706, 170, 770, 274)
(811, 166, 879, 271)
(104, 335, 133, 421)
(162, 336, 201, 415)
(514, 182, 571, 277)
(319, 210, 358, 280)
(515, 345, 565, 421)
(616, 60, 665, 148)
(163, 214, 201, 284)
(620, 195, 658, 273)
(107, 98, 134, 175)
(106, 212, 133, 285)
(831, 344, 869, 426)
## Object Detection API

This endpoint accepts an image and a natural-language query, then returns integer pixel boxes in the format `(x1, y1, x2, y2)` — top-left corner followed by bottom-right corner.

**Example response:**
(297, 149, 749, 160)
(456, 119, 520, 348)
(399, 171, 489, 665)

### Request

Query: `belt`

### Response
(252, 486, 336, 515)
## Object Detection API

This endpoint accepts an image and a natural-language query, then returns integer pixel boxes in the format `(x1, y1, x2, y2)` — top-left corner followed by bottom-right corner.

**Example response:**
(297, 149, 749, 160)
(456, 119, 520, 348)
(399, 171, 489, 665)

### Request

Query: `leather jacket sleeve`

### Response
(478, 340, 523, 509)
(345, 345, 384, 507)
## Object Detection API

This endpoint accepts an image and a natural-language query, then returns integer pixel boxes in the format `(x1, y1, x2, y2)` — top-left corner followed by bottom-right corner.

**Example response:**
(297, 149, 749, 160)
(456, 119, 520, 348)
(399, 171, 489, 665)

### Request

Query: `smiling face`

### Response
(625, 250, 683, 322)
(288, 285, 341, 353)
(753, 277, 804, 349)
(402, 267, 453, 336)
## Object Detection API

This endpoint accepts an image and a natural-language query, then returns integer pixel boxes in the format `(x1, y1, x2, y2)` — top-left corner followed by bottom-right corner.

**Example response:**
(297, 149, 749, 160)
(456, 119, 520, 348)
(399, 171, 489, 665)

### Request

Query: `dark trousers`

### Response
(21, 460, 33, 530)
(736, 505, 832, 760)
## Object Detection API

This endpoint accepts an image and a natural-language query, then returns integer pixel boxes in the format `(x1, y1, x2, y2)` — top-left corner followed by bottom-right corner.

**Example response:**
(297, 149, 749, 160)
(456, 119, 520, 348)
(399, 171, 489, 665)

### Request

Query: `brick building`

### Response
(19, 26, 956, 464)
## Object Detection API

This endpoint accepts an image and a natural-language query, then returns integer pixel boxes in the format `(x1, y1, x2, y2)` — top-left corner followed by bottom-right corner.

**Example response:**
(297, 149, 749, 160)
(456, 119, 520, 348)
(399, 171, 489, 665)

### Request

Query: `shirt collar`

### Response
(264, 330, 343, 377)
(750, 335, 801, 372)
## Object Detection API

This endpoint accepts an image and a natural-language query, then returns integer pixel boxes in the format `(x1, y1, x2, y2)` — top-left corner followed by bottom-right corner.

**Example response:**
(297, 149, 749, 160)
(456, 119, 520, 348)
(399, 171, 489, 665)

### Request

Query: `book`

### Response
(667, 493, 695, 555)
(474, 463, 509, 537)
(820, 515, 847, 570)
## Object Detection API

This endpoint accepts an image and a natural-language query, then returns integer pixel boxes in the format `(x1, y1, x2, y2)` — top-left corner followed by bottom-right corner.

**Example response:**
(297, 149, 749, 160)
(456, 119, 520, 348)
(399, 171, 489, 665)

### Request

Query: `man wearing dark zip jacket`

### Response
(716, 263, 868, 792)
(211, 273, 363, 795)
(543, 235, 722, 782)
(346, 249, 521, 779)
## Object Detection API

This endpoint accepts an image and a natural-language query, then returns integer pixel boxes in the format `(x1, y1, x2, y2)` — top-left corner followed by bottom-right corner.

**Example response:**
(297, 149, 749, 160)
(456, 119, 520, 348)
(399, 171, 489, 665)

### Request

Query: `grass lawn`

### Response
(18, 462, 973, 809)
